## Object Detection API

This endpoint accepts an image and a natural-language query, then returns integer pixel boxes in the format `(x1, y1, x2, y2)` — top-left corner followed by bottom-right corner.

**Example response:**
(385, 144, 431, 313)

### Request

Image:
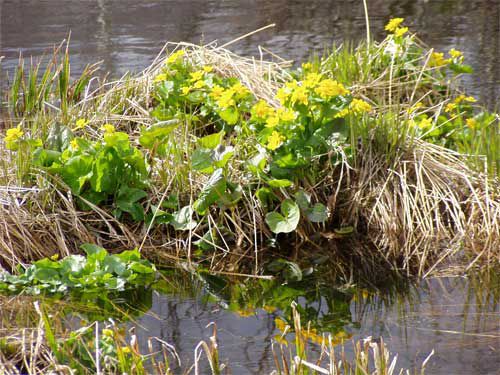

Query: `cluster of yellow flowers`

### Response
(429, 48, 465, 68)
(385, 18, 408, 38)
(4, 125, 24, 150)
(276, 74, 350, 105)
(335, 98, 373, 118)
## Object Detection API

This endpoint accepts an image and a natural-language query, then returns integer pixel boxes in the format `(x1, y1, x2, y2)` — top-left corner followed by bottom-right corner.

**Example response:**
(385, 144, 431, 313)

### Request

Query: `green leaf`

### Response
(116, 186, 147, 221)
(193, 169, 227, 215)
(213, 145, 234, 168)
(46, 123, 74, 151)
(194, 230, 218, 251)
(334, 226, 354, 235)
(219, 107, 239, 125)
(306, 203, 329, 223)
(198, 131, 225, 149)
(139, 120, 180, 149)
(265, 199, 300, 234)
(267, 179, 293, 188)
(171, 205, 197, 231)
(294, 190, 311, 210)
(33, 148, 62, 167)
(192, 149, 214, 173)
(449, 63, 474, 74)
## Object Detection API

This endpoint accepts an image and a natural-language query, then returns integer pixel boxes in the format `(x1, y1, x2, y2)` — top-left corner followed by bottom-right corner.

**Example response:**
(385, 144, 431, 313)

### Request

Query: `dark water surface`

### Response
(1, 0, 500, 106)
(1, 1, 500, 374)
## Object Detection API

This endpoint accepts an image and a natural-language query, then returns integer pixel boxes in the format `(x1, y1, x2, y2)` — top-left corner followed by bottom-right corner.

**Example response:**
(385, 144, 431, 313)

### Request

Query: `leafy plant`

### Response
(0, 244, 156, 295)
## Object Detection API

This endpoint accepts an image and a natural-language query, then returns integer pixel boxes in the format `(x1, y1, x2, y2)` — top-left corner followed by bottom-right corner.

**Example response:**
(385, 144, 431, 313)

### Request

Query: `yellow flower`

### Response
(394, 26, 408, 38)
(100, 124, 115, 134)
(303, 72, 322, 89)
(455, 94, 476, 104)
(193, 80, 205, 89)
(232, 82, 249, 97)
(181, 86, 191, 95)
(166, 49, 185, 64)
(203, 65, 213, 73)
(445, 103, 457, 113)
(466, 118, 478, 129)
(350, 98, 372, 114)
(449, 48, 463, 59)
(4, 125, 24, 144)
(265, 115, 280, 128)
(70, 139, 79, 150)
(252, 100, 273, 119)
(210, 84, 225, 99)
(315, 79, 349, 99)
(189, 70, 204, 82)
(417, 117, 432, 129)
(267, 131, 285, 150)
(385, 18, 404, 32)
(302, 62, 313, 70)
(236, 308, 254, 317)
(334, 108, 350, 118)
(277, 108, 296, 122)
(407, 102, 424, 113)
(276, 87, 290, 104)
(217, 89, 235, 108)
(73, 118, 89, 130)
(285, 80, 299, 90)
(153, 73, 167, 83)
(102, 329, 114, 337)
(290, 86, 308, 105)
(429, 52, 450, 67)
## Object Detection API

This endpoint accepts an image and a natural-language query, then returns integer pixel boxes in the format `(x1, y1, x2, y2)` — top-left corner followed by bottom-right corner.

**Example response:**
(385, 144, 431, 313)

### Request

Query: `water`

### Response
(1, 0, 500, 106)
(2, 272, 498, 374)
(1, 1, 500, 373)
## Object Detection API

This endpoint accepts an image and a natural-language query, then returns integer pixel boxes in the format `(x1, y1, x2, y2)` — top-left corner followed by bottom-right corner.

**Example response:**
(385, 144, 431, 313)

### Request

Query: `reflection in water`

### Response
(0, 270, 499, 374)
(1, 0, 500, 107)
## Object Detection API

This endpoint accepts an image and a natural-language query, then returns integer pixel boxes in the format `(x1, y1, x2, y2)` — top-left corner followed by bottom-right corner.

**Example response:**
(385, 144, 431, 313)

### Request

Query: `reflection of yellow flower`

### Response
(121, 346, 131, 354)
(385, 18, 404, 32)
(315, 79, 349, 99)
(262, 305, 277, 313)
(100, 124, 116, 134)
(429, 52, 450, 67)
(153, 73, 167, 83)
(267, 131, 285, 150)
(73, 118, 89, 130)
(350, 98, 372, 114)
(466, 118, 478, 129)
(445, 103, 457, 113)
(394, 27, 408, 38)
(302, 328, 326, 345)
(252, 100, 273, 118)
(166, 49, 185, 64)
(236, 308, 254, 317)
(274, 318, 289, 332)
(273, 335, 289, 346)
(291, 86, 308, 105)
